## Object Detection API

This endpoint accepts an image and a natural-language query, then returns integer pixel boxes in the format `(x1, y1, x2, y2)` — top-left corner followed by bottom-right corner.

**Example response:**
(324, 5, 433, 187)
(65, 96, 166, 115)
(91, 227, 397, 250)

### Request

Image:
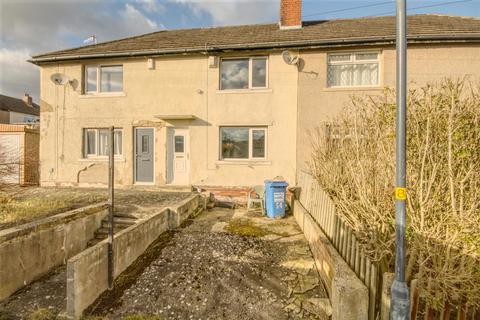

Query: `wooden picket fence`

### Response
(297, 170, 381, 320)
(409, 279, 480, 320)
(296, 170, 479, 320)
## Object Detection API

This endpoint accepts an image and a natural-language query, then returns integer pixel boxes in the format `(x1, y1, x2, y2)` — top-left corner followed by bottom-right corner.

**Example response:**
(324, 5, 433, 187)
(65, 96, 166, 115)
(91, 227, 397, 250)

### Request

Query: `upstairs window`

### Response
(327, 52, 379, 87)
(83, 128, 123, 158)
(220, 127, 267, 160)
(85, 65, 123, 93)
(220, 57, 268, 90)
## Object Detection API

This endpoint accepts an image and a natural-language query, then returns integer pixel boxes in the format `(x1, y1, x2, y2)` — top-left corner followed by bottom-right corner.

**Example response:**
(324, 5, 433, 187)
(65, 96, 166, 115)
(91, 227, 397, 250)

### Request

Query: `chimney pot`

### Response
(279, 0, 302, 30)
(22, 93, 32, 105)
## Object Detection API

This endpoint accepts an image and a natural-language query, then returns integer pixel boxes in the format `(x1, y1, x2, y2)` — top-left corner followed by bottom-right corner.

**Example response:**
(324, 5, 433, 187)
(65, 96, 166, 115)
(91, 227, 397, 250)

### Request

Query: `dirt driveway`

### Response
(88, 208, 331, 320)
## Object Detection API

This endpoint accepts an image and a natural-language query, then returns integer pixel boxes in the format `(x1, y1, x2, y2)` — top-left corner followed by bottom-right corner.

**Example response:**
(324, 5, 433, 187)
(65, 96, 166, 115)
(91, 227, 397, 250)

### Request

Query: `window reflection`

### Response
(220, 59, 249, 90)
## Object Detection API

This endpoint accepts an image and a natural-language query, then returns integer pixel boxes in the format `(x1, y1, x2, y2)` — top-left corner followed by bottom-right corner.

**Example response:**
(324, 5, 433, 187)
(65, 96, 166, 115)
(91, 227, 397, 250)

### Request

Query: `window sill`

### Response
(79, 92, 126, 98)
(78, 157, 126, 162)
(215, 160, 271, 166)
(216, 88, 272, 94)
(323, 86, 384, 92)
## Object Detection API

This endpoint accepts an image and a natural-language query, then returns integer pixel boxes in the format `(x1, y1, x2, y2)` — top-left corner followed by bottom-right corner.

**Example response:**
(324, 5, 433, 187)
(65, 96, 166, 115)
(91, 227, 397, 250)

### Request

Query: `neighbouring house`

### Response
(0, 94, 40, 124)
(28, 0, 480, 191)
(0, 124, 40, 185)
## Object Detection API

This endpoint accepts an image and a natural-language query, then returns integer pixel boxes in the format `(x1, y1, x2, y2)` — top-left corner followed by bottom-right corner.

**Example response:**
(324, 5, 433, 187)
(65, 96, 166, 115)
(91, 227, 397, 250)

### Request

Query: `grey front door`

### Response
(135, 128, 154, 183)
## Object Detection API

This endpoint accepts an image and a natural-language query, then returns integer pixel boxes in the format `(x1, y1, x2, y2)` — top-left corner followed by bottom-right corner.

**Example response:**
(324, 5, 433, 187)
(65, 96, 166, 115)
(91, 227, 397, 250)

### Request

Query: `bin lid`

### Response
(264, 179, 288, 187)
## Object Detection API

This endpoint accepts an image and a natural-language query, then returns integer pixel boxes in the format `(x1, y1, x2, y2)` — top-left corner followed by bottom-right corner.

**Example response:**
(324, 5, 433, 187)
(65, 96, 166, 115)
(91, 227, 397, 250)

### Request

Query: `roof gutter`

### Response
(28, 33, 480, 64)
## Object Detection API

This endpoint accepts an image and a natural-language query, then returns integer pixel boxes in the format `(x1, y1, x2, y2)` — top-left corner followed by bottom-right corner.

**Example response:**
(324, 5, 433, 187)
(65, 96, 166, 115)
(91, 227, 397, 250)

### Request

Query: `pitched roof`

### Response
(30, 14, 480, 63)
(0, 95, 40, 116)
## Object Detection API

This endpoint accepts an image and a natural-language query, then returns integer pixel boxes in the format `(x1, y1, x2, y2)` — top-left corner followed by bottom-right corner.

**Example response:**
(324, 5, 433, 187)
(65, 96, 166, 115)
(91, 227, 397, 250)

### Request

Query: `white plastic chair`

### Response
(247, 185, 265, 214)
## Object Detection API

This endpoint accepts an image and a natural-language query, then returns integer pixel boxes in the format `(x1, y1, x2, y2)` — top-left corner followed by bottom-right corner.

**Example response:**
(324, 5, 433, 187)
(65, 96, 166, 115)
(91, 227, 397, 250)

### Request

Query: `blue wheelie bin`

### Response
(264, 179, 289, 218)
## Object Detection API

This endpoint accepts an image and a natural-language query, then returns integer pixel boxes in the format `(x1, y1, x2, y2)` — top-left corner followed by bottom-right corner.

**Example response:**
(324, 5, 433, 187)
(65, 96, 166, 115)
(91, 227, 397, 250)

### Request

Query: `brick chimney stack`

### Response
(279, 0, 302, 30)
(22, 93, 33, 105)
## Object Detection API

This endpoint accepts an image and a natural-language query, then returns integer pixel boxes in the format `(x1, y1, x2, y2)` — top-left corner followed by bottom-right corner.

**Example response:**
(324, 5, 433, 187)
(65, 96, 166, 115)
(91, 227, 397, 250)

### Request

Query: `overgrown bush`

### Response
(310, 79, 480, 309)
(27, 308, 55, 320)
(0, 148, 18, 190)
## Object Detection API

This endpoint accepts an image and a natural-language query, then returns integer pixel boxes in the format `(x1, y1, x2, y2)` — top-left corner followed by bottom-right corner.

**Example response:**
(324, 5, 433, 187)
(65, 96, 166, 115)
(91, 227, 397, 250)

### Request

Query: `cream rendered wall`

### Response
(297, 43, 480, 172)
(39, 52, 298, 187)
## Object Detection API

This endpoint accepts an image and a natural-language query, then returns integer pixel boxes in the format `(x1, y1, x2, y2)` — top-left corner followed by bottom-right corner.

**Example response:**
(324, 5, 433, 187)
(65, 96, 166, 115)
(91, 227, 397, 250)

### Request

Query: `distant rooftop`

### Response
(30, 14, 480, 64)
(0, 94, 40, 116)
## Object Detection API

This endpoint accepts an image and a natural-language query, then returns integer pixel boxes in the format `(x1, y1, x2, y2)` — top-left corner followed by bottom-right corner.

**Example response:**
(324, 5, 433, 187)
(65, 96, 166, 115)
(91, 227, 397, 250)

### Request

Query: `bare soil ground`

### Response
(0, 186, 191, 230)
(87, 208, 330, 320)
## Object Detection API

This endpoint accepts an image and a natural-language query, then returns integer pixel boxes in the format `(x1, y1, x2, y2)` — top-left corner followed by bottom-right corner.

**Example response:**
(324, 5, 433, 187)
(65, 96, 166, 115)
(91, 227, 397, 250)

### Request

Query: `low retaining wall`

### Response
(66, 193, 204, 319)
(0, 203, 108, 301)
(294, 200, 368, 320)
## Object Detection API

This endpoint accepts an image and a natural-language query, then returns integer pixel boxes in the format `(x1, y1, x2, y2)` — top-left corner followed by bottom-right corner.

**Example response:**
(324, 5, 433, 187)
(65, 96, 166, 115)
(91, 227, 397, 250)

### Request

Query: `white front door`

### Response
(167, 128, 189, 185)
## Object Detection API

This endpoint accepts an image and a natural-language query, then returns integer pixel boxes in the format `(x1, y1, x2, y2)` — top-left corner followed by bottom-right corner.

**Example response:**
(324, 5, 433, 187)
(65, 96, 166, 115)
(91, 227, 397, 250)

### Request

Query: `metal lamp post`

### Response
(391, 0, 410, 319)
(108, 126, 115, 289)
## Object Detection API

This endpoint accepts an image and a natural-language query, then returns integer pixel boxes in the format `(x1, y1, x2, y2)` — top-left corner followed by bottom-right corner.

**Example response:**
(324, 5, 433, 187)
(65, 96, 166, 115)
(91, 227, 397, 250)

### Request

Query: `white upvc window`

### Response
(220, 57, 268, 90)
(84, 65, 123, 94)
(220, 127, 267, 160)
(327, 52, 380, 88)
(83, 128, 123, 158)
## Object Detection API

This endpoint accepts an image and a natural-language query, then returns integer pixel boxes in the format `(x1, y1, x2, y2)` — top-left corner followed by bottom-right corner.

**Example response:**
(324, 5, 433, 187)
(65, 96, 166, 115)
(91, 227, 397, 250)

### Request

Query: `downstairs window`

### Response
(83, 128, 123, 158)
(220, 127, 267, 160)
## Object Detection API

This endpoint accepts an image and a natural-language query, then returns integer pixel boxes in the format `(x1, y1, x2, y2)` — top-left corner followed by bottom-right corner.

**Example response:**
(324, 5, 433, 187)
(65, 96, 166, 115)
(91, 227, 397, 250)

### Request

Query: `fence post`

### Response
(108, 126, 115, 289)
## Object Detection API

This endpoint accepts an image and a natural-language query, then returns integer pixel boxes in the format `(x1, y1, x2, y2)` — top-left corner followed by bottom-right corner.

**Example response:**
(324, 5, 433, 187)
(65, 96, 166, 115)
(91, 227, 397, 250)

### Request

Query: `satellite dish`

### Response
(282, 50, 299, 65)
(50, 73, 70, 85)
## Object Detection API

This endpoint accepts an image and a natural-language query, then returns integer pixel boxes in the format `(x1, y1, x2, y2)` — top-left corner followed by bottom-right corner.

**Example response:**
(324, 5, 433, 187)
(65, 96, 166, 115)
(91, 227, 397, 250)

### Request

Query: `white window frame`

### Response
(326, 51, 380, 88)
(83, 128, 123, 158)
(219, 56, 269, 90)
(219, 127, 267, 161)
(84, 64, 124, 94)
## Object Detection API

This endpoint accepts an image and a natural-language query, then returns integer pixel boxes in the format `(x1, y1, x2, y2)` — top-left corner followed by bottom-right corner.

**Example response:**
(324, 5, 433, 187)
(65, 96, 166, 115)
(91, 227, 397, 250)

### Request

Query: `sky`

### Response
(1, 0, 479, 103)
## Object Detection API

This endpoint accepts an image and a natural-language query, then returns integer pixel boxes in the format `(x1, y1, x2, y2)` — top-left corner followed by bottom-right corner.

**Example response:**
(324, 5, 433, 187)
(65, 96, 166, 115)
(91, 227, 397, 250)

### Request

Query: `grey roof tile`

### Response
(31, 14, 480, 62)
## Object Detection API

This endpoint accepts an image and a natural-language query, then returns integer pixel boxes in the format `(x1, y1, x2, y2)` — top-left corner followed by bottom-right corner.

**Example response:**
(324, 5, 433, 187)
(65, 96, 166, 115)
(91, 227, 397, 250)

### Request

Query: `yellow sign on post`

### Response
(395, 187, 407, 200)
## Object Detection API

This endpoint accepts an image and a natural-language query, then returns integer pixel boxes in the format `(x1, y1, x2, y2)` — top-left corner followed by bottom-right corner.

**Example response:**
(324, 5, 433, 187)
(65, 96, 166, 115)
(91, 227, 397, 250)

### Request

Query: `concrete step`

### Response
(87, 237, 104, 247)
(95, 234, 107, 240)
(101, 218, 135, 228)
(95, 226, 127, 236)
(112, 212, 137, 219)
(87, 215, 138, 247)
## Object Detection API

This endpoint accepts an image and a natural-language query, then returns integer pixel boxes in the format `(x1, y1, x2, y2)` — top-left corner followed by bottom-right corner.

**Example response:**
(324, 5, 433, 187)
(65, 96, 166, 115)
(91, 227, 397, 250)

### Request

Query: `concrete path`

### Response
(88, 208, 331, 320)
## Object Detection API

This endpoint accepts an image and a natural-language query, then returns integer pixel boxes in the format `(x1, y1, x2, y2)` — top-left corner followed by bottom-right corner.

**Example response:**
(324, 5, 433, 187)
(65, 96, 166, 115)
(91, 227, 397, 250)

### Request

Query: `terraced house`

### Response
(30, 0, 480, 190)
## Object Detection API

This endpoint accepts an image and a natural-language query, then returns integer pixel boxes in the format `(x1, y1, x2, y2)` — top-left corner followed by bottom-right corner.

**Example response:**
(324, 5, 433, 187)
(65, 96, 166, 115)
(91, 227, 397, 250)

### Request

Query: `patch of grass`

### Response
(27, 308, 55, 320)
(225, 218, 270, 237)
(0, 192, 12, 204)
(0, 192, 106, 226)
(123, 315, 164, 320)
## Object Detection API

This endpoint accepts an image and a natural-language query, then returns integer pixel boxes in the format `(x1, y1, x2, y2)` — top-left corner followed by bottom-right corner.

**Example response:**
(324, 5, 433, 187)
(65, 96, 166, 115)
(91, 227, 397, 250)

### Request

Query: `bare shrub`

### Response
(27, 308, 55, 320)
(310, 79, 480, 309)
(0, 148, 19, 189)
